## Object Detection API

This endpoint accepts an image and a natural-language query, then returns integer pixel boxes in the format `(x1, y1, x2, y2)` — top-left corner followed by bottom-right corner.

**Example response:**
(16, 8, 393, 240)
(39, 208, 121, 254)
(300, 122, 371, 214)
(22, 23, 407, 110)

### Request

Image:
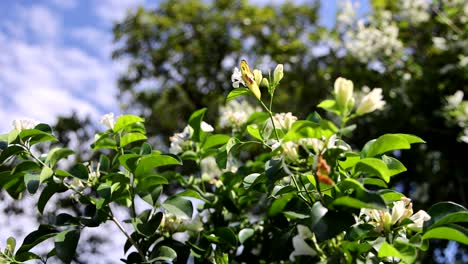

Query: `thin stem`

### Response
(311, 232, 326, 260)
(258, 100, 280, 141)
(109, 209, 147, 261)
(299, 174, 315, 205)
(290, 173, 312, 207)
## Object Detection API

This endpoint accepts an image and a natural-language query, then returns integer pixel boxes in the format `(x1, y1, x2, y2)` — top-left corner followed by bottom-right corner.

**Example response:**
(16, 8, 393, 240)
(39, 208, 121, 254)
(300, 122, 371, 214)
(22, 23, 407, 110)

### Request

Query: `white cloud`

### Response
(0, 4, 119, 133)
(94, 0, 147, 24)
(18, 5, 61, 42)
(70, 27, 113, 57)
(50, 0, 78, 9)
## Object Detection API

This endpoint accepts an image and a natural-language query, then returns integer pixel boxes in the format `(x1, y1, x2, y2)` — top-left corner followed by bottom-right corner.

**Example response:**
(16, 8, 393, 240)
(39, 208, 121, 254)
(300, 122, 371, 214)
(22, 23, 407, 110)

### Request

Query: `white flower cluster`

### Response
(360, 197, 431, 233)
(398, 0, 431, 25)
(218, 99, 260, 131)
(343, 11, 403, 63)
(272, 112, 297, 131)
(12, 118, 39, 131)
(169, 126, 193, 154)
(337, 0, 358, 27)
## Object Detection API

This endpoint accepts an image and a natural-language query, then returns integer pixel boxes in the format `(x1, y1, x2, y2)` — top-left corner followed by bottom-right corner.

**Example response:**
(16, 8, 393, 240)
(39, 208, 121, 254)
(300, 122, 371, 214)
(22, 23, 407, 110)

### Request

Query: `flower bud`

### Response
(253, 69, 262, 86)
(334, 77, 354, 109)
(356, 88, 386, 115)
(273, 64, 284, 84)
(261, 77, 269, 88)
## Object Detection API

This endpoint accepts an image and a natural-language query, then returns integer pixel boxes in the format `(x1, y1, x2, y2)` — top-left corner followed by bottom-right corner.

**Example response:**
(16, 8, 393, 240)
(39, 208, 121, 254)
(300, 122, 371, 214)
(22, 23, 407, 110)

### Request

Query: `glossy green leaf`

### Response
(317, 99, 341, 115)
(364, 134, 424, 158)
(39, 166, 54, 183)
(333, 196, 383, 209)
(55, 229, 80, 263)
(283, 211, 310, 219)
(355, 157, 406, 183)
(0, 145, 24, 164)
(153, 246, 177, 262)
(139, 185, 162, 207)
(425, 202, 468, 229)
(120, 132, 147, 147)
(214, 227, 238, 247)
(243, 173, 265, 189)
(92, 133, 117, 150)
(378, 242, 404, 262)
(135, 154, 181, 178)
(239, 228, 254, 244)
(24, 173, 40, 194)
(188, 108, 207, 142)
(226, 88, 250, 102)
(162, 197, 193, 219)
(69, 163, 89, 180)
(202, 134, 230, 150)
(38, 183, 67, 214)
(335, 178, 386, 209)
(45, 148, 75, 168)
(17, 225, 58, 254)
(136, 175, 168, 192)
(246, 125, 263, 141)
(114, 115, 144, 132)
(422, 226, 468, 245)
(19, 129, 57, 145)
(283, 120, 334, 142)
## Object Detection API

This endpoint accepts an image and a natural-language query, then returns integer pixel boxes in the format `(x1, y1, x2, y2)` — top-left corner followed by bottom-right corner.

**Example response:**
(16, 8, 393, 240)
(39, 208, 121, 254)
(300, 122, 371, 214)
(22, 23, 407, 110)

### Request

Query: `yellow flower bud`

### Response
(334, 77, 354, 109)
(240, 60, 261, 100)
(273, 64, 284, 85)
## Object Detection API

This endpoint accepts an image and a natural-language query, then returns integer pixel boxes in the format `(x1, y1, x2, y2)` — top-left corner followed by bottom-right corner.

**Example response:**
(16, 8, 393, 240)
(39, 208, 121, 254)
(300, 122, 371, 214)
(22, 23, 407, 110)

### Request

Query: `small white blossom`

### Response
(356, 88, 386, 115)
(446, 90, 464, 108)
(433, 37, 448, 51)
(408, 210, 431, 231)
(200, 156, 222, 184)
(273, 64, 284, 84)
(200, 121, 214, 132)
(100, 113, 115, 130)
(272, 112, 297, 131)
(282, 141, 300, 162)
(13, 118, 39, 131)
(169, 126, 193, 154)
(289, 225, 316, 261)
(231, 67, 245, 88)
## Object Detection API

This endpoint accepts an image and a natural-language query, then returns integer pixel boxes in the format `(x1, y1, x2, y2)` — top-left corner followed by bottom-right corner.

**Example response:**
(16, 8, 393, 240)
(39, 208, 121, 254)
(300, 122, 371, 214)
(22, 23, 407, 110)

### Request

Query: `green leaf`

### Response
(120, 132, 147, 147)
(153, 246, 177, 262)
(133, 210, 163, 237)
(24, 173, 40, 194)
(38, 183, 67, 214)
(378, 242, 404, 262)
(363, 178, 388, 188)
(425, 202, 468, 230)
(238, 228, 254, 244)
(17, 225, 58, 254)
(422, 225, 468, 245)
(188, 108, 207, 142)
(334, 178, 386, 209)
(317, 99, 341, 115)
(162, 197, 193, 219)
(246, 125, 263, 141)
(226, 88, 250, 102)
(283, 211, 310, 219)
(283, 120, 334, 142)
(136, 175, 168, 192)
(139, 186, 162, 207)
(55, 229, 80, 263)
(379, 190, 405, 204)
(0, 145, 24, 164)
(45, 148, 75, 168)
(202, 134, 230, 150)
(355, 157, 406, 183)
(268, 193, 294, 216)
(39, 166, 54, 183)
(69, 163, 88, 180)
(118, 153, 140, 172)
(214, 227, 238, 247)
(140, 142, 152, 155)
(135, 154, 181, 178)
(364, 134, 424, 158)
(114, 115, 145, 132)
(243, 173, 265, 189)
(92, 133, 117, 150)
(19, 129, 57, 145)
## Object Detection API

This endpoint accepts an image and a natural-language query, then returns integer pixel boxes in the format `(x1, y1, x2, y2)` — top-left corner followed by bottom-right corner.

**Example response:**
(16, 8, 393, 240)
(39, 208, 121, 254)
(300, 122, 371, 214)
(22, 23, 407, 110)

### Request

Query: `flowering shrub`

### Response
(0, 61, 467, 263)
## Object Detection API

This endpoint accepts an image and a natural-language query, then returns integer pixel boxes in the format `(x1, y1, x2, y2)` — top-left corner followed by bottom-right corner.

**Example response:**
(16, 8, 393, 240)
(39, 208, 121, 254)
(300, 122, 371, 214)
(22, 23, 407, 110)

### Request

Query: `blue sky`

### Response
(0, 0, 369, 133)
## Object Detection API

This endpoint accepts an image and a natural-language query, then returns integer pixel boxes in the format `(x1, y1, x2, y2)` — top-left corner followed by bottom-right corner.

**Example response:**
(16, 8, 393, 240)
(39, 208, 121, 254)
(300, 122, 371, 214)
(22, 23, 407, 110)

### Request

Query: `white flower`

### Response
(200, 121, 214, 132)
(100, 113, 115, 130)
(390, 197, 413, 225)
(289, 225, 316, 261)
(13, 118, 39, 131)
(446, 90, 464, 108)
(356, 88, 386, 115)
(231, 67, 245, 88)
(334, 77, 354, 109)
(200, 156, 221, 183)
(408, 210, 431, 231)
(432, 37, 448, 51)
(218, 99, 260, 131)
(272, 112, 297, 131)
(169, 126, 193, 154)
(399, 0, 431, 25)
(282, 141, 299, 162)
